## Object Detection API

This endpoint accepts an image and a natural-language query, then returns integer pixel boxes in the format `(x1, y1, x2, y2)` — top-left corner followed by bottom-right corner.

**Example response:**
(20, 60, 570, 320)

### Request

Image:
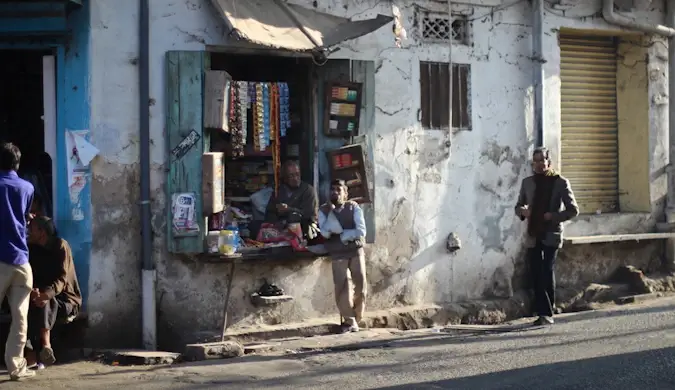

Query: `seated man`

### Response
(25, 216, 82, 367)
(265, 161, 319, 240)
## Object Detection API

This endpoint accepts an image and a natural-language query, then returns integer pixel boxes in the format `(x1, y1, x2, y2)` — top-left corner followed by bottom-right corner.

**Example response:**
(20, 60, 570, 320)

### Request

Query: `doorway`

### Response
(0, 49, 54, 217)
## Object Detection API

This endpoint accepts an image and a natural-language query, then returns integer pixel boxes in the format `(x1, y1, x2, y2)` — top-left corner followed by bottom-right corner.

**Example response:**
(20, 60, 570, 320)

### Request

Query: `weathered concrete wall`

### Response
(86, 0, 670, 349)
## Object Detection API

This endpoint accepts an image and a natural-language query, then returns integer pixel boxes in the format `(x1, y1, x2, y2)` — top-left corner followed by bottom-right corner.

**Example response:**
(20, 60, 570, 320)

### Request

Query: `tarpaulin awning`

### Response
(210, 0, 394, 52)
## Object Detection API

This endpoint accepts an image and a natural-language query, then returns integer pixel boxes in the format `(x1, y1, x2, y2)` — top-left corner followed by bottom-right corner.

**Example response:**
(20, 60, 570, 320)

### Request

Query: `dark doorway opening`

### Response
(0, 49, 54, 217)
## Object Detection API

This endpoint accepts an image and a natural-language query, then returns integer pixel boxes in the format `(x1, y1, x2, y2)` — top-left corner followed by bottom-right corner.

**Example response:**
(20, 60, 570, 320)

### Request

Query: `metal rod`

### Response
(139, 0, 156, 350)
(532, 0, 544, 147)
(668, 0, 675, 223)
(140, 0, 151, 271)
(221, 261, 237, 340)
(448, 0, 453, 132)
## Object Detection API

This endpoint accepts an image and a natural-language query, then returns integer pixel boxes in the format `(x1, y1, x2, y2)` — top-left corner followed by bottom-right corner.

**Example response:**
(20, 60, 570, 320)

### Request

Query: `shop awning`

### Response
(210, 0, 394, 52)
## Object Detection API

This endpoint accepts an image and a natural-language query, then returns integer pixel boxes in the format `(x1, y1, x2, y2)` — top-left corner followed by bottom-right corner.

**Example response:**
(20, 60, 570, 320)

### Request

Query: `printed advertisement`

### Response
(172, 192, 200, 236)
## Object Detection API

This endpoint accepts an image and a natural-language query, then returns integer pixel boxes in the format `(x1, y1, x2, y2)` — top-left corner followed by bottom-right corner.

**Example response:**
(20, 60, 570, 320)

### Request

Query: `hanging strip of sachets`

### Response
(279, 83, 290, 137)
(270, 83, 279, 143)
(237, 81, 248, 145)
(255, 83, 265, 151)
(262, 83, 271, 149)
(229, 84, 245, 157)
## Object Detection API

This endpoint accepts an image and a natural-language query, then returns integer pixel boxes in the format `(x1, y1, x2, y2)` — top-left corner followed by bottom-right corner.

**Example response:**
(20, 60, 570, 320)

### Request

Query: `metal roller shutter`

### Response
(560, 34, 619, 214)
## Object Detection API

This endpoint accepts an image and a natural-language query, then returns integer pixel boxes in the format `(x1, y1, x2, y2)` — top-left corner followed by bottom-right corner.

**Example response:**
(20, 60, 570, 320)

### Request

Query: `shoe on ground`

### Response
(533, 316, 554, 326)
(338, 322, 359, 334)
(39, 346, 56, 366)
(10, 367, 36, 381)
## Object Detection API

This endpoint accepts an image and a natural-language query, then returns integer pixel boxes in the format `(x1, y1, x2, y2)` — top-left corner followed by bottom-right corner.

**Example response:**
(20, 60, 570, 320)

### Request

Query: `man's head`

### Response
(28, 216, 56, 247)
(532, 147, 551, 175)
(0, 142, 21, 172)
(282, 161, 302, 189)
(330, 179, 348, 205)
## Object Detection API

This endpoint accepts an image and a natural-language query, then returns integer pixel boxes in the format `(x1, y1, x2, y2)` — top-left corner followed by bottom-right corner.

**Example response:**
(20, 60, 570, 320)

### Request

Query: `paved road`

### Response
(4, 297, 675, 389)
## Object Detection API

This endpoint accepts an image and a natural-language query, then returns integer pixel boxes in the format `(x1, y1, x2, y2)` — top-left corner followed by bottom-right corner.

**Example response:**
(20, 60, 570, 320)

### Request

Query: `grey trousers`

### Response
(331, 248, 367, 327)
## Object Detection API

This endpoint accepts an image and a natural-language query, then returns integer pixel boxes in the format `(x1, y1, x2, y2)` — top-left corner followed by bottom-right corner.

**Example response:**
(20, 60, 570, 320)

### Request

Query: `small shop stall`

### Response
(166, 51, 376, 338)
(197, 54, 370, 263)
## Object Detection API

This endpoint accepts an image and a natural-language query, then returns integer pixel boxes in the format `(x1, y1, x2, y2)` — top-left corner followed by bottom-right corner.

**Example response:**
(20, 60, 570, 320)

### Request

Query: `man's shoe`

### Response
(10, 367, 36, 381)
(534, 316, 554, 326)
(39, 346, 56, 366)
(338, 323, 359, 333)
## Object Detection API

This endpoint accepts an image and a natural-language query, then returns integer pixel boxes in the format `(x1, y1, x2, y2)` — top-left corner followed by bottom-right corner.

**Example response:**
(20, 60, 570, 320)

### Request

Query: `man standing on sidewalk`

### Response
(319, 179, 367, 333)
(0, 142, 35, 380)
(515, 147, 579, 326)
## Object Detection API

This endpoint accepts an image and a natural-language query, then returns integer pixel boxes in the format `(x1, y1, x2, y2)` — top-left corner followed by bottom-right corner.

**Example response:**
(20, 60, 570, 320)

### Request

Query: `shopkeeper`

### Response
(265, 161, 320, 240)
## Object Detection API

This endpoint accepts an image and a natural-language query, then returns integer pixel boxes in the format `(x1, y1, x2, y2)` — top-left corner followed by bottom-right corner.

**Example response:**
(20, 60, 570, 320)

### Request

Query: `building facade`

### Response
(37, 0, 670, 349)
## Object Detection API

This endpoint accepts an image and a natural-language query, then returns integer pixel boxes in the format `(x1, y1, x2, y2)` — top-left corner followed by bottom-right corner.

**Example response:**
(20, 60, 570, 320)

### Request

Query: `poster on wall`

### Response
(172, 192, 200, 236)
(65, 129, 100, 186)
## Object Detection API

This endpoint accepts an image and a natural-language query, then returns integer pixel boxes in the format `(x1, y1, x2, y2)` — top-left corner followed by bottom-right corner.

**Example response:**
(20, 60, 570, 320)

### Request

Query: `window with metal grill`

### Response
(419, 61, 471, 130)
(419, 11, 470, 45)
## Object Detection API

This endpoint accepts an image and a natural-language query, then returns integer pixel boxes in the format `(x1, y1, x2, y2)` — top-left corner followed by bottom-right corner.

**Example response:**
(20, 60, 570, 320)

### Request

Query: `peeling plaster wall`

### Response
(87, 0, 669, 349)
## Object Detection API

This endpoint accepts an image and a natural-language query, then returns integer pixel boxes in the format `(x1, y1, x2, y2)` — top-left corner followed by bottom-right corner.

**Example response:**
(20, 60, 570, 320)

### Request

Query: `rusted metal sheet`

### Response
(560, 34, 619, 214)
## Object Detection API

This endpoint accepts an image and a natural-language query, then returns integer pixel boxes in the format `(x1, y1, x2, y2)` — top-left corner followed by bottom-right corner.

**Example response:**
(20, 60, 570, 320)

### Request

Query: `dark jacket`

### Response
(265, 182, 319, 225)
(29, 238, 82, 309)
(514, 174, 579, 248)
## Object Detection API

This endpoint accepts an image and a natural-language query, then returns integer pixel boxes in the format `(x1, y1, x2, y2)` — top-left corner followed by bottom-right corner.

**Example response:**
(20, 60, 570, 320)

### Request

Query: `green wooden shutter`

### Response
(316, 59, 377, 243)
(351, 60, 376, 244)
(166, 51, 206, 253)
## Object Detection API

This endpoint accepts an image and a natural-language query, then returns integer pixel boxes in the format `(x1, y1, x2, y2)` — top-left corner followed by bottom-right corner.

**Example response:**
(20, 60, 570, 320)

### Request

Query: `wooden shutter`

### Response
(560, 34, 619, 214)
(317, 59, 377, 243)
(166, 51, 206, 253)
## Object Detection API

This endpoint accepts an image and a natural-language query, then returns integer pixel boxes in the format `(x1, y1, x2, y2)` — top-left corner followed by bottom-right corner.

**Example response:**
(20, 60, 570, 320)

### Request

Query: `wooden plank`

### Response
(203, 70, 231, 132)
(166, 51, 205, 254)
(351, 60, 376, 244)
(565, 233, 675, 245)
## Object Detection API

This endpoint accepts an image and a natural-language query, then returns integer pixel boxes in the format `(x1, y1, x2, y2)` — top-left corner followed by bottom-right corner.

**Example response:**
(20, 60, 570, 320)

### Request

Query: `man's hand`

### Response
(519, 207, 531, 218)
(276, 203, 289, 213)
(33, 298, 48, 308)
(31, 290, 49, 307)
(543, 212, 553, 221)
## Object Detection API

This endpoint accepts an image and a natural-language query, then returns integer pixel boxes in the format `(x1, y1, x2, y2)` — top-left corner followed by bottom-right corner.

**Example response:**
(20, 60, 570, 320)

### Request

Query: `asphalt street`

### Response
(3, 296, 675, 390)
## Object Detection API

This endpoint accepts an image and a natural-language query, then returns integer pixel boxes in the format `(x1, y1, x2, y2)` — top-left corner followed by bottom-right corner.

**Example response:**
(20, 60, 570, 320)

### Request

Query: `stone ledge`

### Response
(93, 350, 181, 366)
(183, 341, 244, 361)
(250, 293, 294, 307)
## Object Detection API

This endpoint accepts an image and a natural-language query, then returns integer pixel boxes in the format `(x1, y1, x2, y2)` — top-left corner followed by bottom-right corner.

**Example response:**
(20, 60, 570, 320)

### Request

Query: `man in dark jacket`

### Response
(25, 216, 82, 366)
(265, 161, 319, 240)
(515, 147, 579, 326)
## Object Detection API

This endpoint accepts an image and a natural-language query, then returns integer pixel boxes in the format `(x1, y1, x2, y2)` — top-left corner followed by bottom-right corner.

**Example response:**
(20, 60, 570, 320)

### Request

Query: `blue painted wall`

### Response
(0, 1, 92, 307)
(56, 1, 91, 308)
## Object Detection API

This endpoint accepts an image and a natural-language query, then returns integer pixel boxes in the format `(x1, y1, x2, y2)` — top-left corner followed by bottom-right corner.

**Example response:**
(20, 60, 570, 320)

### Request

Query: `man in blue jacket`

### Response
(0, 142, 35, 380)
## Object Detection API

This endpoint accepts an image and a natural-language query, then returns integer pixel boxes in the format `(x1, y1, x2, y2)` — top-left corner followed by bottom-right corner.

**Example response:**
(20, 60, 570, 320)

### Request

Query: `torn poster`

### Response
(66, 130, 100, 187)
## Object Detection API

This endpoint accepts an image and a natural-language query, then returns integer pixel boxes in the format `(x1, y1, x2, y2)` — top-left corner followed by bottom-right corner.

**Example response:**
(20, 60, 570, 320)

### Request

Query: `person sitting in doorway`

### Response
(318, 179, 367, 334)
(265, 160, 320, 240)
(29, 193, 44, 219)
(25, 216, 82, 367)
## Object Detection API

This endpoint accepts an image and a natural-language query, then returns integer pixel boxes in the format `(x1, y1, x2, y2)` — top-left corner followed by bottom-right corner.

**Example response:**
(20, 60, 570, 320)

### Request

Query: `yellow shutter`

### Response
(560, 34, 619, 214)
